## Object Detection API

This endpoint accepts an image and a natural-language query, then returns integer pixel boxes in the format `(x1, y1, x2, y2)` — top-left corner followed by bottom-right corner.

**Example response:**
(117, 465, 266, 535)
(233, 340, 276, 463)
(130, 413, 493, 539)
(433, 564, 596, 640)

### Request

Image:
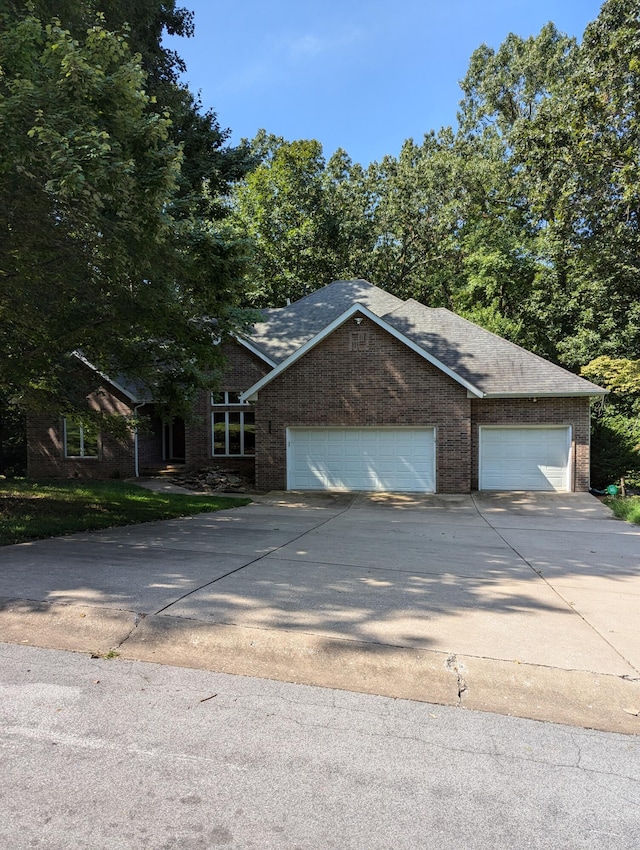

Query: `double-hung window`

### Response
(211, 392, 255, 456)
(64, 419, 99, 458)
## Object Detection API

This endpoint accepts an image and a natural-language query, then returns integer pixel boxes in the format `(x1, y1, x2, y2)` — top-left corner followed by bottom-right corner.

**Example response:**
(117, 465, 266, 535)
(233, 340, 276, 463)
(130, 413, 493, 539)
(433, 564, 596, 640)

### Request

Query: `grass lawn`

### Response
(0, 479, 251, 546)
(604, 495, 640, 525)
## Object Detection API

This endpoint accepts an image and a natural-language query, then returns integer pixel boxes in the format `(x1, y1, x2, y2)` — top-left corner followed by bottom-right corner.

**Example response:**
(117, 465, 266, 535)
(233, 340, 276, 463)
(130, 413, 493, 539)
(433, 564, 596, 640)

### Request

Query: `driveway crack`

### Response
(470, 494, 640, 677)
(116, 612, 147, 649)
(446, 654, 468, 703)
(152, 494, 359, 616)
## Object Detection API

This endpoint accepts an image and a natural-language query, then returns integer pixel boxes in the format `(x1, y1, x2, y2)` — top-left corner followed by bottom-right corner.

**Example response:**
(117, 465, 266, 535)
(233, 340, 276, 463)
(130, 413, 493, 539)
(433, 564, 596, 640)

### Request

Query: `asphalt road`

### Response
(1, 643, 638, 850)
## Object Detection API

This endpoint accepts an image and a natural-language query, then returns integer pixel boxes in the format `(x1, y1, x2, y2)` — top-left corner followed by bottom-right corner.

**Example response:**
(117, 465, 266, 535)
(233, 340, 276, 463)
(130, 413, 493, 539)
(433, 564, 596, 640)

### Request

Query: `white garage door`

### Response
(479, 427, 571, 491)
(287, 428, 436, 492)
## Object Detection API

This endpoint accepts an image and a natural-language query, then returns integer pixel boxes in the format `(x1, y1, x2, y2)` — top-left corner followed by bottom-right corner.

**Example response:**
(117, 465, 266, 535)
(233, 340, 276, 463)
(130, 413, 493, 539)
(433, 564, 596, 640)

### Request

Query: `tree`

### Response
(581, 356, 640, 486)
(229, 131, 350, 307)
(358, 133, 463, 304)
(525, 0, 640, 368)
(0, 4, 251, 426)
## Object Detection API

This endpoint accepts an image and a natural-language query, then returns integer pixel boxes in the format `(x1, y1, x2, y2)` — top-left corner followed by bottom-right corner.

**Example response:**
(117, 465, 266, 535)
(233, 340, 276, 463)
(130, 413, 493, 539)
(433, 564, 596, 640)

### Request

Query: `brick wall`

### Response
(471, 397, 592, 491)
(27, 388, 136, 480)
(218, 340, 271, 389)
(184, 341, 269, 480)
(253, 315, 472, 493)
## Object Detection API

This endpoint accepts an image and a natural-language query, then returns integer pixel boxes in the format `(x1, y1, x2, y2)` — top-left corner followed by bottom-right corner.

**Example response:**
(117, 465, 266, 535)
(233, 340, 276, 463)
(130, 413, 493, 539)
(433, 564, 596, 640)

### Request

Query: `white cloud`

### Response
(213, 25, 367, 97)
(285, 27, 365, 61)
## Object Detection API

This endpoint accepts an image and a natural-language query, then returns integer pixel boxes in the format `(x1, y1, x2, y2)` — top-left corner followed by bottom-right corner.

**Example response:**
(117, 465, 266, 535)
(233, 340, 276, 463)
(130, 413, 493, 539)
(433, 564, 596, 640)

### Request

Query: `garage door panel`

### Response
(480, 427, 570, 492)
(288, 428, 435, 492)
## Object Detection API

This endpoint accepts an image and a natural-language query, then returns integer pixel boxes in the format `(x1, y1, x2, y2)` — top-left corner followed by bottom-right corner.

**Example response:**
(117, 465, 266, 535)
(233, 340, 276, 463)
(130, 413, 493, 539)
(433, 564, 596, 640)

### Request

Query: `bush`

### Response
(590, 415, 640, 489)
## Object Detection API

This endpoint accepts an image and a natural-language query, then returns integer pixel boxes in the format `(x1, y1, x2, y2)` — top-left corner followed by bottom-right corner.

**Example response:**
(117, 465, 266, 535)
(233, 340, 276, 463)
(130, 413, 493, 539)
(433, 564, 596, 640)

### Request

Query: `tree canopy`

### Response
(1, 1, 252, 422)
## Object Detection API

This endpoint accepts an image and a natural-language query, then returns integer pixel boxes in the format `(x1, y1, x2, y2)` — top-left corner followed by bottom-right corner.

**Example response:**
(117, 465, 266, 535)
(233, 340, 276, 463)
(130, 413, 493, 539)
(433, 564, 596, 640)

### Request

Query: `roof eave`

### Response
(234, 335, 278, 368)
(473, 390, 609, 399)
(71, 351, 143, 403)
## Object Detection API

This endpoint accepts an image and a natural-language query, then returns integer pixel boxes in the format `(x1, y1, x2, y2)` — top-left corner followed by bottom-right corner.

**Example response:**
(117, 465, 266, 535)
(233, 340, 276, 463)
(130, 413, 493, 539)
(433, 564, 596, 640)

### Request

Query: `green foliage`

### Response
(582, 357, 640, 486)
(0, 479, 250, 545)
(509, 1, 640, 366)
(0, 3, 252, 426)
(0, 397, 26, 476)
(605, 496, 640, 525)
(589, 414, 640, 488)
(582, 356, 640, 414)
(229, 131, 350, 306)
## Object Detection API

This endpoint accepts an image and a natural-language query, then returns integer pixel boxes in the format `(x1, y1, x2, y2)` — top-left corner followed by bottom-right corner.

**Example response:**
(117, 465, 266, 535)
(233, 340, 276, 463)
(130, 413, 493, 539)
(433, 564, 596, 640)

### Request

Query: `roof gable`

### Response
(240, 303, 485, 401)
(246, 279, 405, 364)
(72, 352, 150, 403)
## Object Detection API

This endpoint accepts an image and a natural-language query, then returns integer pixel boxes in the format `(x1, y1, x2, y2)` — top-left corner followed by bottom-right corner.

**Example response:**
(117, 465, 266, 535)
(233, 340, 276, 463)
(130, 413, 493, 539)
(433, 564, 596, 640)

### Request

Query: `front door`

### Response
(163, 418, 186, 462)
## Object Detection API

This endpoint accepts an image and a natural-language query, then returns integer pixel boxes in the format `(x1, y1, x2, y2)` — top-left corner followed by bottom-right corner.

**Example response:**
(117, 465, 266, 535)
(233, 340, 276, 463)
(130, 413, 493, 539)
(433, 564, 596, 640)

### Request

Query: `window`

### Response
(211, 391, 247, 405)
(212, 411, 255, 456)
(64, 419, 99, 458)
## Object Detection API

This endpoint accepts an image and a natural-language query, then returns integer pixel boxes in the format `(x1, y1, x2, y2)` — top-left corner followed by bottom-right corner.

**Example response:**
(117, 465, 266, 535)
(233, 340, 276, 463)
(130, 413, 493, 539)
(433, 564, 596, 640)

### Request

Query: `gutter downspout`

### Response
(133, 402, 145, 478)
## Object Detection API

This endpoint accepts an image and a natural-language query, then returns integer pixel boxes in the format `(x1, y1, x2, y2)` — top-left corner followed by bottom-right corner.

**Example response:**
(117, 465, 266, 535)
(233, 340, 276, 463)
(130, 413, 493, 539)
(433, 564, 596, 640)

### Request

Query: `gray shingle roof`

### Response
(382, 300, 603, 396)
(244, 280, 605, 397)
(247, 280, 404, 363)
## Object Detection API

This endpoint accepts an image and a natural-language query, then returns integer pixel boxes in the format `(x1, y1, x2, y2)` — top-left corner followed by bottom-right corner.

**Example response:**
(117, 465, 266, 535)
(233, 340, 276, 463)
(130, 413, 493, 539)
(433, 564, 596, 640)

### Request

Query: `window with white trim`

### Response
(64, 419, 99, 458)
(212, 410, 255, 456)
(211, 391, 248, 406)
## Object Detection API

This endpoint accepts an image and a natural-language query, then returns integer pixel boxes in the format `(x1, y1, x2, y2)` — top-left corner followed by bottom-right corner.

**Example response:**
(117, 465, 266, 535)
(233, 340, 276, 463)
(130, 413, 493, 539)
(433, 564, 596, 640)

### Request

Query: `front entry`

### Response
(163, 418, 186, 462)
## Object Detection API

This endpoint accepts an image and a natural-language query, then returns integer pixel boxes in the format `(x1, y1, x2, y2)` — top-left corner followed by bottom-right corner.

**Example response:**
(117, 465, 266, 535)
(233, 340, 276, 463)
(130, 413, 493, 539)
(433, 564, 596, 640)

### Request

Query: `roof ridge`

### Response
(384, 297, 435, 315)
(287, 278, 377, 307)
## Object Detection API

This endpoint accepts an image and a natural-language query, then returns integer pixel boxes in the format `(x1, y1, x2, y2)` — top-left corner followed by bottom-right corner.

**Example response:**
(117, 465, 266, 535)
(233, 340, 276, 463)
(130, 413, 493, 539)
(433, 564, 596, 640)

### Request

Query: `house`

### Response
(27, 279, 606, 493)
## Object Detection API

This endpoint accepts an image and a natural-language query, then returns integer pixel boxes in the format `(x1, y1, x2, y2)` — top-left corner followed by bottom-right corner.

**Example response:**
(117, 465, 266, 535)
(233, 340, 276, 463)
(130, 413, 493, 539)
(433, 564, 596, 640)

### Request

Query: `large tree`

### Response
(516, 0, 640, 368)
(229, 131, 349, 307)
(458, 3, 640, 368)
(0, 2, 251, 423)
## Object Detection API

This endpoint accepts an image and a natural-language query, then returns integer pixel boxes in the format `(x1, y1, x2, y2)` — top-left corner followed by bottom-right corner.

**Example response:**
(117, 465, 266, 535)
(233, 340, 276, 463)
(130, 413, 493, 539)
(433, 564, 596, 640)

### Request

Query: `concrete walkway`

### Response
(1, 490, 638, 733)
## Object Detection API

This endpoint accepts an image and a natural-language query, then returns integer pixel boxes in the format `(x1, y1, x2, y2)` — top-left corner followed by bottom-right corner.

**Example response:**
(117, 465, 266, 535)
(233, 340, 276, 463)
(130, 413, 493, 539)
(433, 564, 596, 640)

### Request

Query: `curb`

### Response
(1, 597, 638, 735)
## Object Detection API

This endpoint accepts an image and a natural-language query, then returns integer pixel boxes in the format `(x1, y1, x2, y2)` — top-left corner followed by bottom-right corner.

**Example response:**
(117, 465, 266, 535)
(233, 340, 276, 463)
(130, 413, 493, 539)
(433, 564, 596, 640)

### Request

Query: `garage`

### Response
(287, 427, 436, 492)
(479, 426, 572, 491)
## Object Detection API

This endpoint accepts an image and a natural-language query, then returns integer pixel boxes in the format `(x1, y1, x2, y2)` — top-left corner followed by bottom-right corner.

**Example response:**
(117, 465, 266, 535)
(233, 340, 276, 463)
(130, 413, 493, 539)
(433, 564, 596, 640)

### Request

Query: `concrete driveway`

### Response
(1, 490, 638, 733)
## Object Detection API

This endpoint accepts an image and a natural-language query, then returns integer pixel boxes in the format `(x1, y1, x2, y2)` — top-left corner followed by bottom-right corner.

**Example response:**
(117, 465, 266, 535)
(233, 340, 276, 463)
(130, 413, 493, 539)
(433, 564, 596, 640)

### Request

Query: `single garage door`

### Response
(287, 427, 436, 492)
(479, 427, 571, 491)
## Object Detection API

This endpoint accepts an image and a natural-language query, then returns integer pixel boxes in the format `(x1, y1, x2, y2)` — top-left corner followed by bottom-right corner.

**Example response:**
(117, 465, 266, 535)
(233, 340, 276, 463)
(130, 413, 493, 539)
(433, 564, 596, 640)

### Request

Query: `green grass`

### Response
(604, 495, 640, 525)
(0, 479, 250, 546)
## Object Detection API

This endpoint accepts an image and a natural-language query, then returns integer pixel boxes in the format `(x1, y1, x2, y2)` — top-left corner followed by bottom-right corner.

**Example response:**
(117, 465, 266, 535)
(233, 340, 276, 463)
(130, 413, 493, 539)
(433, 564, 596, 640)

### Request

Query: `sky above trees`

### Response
(163, 0, 605, 165)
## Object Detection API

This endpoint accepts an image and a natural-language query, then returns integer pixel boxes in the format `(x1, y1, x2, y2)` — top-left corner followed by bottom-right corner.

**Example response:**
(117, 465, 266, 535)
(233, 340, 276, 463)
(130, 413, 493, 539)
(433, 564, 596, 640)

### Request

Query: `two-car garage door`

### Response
(287, 428, 436, 492)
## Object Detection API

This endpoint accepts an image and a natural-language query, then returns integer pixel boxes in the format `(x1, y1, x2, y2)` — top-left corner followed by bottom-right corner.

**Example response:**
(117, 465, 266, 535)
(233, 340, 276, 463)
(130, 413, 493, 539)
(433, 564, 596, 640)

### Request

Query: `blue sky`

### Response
(164, 0, 605, 166)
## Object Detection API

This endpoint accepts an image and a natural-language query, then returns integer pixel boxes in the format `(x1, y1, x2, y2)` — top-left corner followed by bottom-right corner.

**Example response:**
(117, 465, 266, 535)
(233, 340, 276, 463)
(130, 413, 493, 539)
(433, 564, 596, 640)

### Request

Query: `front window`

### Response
(211, 391, 247, 405)
(212, 411, 255, 456)
(64, 419, 99, 458)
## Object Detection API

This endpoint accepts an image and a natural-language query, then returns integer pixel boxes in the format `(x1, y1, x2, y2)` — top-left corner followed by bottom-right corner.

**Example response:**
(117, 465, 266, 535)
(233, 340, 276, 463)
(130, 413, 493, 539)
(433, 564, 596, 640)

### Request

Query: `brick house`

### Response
(27, 279, 605, 493)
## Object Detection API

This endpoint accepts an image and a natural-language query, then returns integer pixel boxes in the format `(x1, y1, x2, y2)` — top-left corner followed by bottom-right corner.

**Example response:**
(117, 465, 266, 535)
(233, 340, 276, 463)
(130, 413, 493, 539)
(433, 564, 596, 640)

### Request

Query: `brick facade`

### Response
(251, 317, 593, 493)
(253, 315, 472, 493)
(27, 387, 136, 480)
(27, 341, 270, 482)
(184, 341, 270, 479)
(26, 328, 594, 492)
